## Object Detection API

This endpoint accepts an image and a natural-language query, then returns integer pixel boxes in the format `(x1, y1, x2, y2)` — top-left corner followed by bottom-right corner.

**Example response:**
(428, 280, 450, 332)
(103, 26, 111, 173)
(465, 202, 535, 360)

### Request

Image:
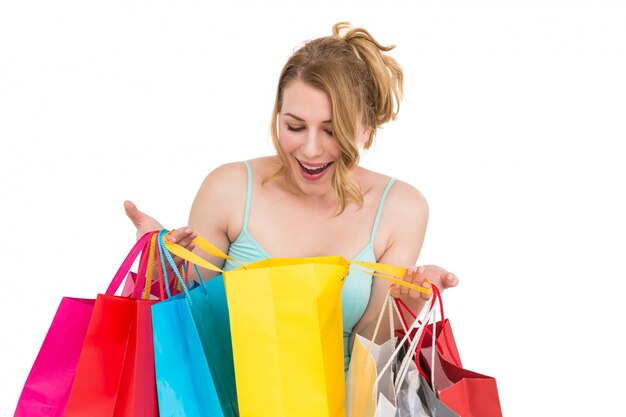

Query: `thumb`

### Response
(124, 200, 142, 227)
(444, 272, 459, 288)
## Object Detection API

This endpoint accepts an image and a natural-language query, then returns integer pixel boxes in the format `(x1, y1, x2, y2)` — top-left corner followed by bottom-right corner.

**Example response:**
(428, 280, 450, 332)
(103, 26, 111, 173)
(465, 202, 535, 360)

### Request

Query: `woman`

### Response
(125, 22, 458, 370)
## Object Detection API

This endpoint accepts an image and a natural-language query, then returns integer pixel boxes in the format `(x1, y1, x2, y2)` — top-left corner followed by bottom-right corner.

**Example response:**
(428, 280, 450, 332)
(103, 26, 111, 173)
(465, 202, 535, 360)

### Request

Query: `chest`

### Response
(239, 191, 385, 260)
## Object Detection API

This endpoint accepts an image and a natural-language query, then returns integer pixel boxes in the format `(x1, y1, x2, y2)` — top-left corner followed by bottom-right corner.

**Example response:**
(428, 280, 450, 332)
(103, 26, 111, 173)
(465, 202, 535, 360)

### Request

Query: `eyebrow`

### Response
(283, 112, 332, 124)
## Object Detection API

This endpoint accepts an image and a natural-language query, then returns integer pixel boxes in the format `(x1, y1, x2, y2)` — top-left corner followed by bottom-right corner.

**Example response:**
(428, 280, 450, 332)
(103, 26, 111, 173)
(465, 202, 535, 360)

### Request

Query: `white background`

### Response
(1, 1, 625, 416)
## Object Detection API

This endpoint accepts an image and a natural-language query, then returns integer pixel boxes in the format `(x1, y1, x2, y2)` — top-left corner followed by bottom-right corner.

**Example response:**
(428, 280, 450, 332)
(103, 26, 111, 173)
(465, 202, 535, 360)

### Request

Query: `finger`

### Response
(409, 270, 432, 301)
(444, 272, 459, 288)
(166, 227, 193, 244)
(124, 200, 141, 226)
(390, 283, 400, 298)
(400, 267, 416, 297)
(419, 280, 432, 300)
(177, 230, 198, 249)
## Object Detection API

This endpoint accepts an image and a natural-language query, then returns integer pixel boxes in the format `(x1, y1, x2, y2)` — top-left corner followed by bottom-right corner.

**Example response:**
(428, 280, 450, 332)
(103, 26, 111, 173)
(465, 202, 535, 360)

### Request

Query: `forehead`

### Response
(281, 80, 331, 122)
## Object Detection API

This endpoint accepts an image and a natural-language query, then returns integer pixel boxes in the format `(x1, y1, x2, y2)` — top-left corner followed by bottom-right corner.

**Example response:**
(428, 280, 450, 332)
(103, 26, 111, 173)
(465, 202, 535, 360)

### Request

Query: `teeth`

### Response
(302, 162, 329, 170)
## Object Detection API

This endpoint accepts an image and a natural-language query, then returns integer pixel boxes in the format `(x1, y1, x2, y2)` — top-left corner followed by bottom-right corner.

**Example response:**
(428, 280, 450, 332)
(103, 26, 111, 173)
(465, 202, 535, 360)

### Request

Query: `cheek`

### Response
(278, 126, 299, 154)
(328, 140, 342, 158)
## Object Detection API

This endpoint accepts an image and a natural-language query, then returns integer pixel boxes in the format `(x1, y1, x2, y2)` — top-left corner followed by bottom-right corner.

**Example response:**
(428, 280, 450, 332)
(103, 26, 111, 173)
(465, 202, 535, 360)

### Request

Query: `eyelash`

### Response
(287, 125, 334, 137)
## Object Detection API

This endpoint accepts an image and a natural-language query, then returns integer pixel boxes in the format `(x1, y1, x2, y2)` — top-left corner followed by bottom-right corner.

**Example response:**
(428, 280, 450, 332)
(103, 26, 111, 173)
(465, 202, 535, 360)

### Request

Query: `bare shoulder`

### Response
(189, 161, 248, 233)
(386, 178, 429, 219)
(247, 155, 282, 178)
(384, 178, 429, 242)
(359, 168, 428, 220)
(198, 161, 248, 194)
(367, 172, 429, 262)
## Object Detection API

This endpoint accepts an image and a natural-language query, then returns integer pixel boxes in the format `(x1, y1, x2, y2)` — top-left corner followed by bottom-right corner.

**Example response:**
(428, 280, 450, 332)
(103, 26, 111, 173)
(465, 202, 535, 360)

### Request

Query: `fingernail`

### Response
(417, 266, 425, 274)
(422, 281, 431, 289)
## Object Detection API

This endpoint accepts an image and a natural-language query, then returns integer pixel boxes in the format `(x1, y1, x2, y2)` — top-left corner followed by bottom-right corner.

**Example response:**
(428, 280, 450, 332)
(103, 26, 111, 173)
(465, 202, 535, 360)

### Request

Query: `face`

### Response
(278, 79, 342, 197)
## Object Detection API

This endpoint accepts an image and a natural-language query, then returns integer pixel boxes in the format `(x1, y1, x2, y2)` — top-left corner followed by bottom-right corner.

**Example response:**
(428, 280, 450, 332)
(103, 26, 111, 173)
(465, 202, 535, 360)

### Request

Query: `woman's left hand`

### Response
(390, 264, 459, 300)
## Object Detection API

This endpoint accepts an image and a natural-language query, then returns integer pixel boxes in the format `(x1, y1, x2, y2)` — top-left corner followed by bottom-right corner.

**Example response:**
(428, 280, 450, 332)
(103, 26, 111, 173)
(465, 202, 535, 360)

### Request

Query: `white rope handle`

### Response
(393, 303, 435, 396)
(375, 296, 433, 387)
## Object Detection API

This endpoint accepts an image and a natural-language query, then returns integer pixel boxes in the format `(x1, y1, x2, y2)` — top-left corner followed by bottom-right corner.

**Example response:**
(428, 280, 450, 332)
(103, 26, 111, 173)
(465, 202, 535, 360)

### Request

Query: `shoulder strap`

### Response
(242, 161, 253, 230)
(369, 177, 395, 245)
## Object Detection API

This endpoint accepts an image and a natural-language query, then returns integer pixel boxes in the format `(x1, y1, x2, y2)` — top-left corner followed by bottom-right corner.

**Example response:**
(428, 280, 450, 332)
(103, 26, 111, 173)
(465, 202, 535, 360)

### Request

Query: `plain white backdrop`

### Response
(1, 1, 625, 416)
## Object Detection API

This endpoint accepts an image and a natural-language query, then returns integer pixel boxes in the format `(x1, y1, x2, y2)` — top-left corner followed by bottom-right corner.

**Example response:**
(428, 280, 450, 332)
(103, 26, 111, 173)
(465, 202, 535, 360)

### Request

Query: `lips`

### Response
(295, 159, 334, 180)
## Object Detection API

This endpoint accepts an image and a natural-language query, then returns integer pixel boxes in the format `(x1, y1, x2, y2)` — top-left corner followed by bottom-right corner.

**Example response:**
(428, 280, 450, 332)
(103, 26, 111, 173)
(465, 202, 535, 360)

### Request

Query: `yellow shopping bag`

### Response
(164, 233, 431, 417)
(227, 256, 348, 417)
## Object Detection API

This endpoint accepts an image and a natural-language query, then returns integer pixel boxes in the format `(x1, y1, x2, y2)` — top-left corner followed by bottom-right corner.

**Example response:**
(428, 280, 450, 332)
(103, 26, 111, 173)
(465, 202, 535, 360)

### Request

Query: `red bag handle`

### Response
(394, 287, 462, 367)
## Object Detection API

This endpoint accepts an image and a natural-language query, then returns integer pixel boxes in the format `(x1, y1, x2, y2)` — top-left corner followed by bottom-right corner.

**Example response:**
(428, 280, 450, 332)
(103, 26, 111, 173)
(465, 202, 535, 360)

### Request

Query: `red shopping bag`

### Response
(63, 231, 164, 417)
(63, 295, 158, 417)
(418, 350, 503, 417)
(394, 308, 462, 369)
(395, 287, 504, 417)
(13, 231, 158, 417)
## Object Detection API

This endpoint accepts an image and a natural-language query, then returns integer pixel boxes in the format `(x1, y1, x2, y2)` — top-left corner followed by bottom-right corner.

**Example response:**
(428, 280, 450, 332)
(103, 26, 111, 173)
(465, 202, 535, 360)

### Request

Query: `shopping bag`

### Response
(394, 360, 459, 417)
(414, 287, 504, 417)
(418, 349, 503, 417)
(345, 334, 396, 417)
(13, 297, 95, 417)
(414, 372, 459, 417)
(162, 232, 433, 417)
(346, 292, 439, 417)
(226, 256, 348, 417)
(394, 297, 462, 368)
(346, 293, 405, 417)
(152, 229, 237, 417)
(390, 294, 452, 417)
(13, 231, 155, 417)
(63, 231, 163, 417)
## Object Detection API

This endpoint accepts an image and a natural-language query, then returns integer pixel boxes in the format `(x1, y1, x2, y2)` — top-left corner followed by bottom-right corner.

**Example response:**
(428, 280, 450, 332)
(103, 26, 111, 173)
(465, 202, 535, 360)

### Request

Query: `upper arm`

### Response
(376, 180, 429, 267)
(187, 162, 247, 275)
(352, 180, 429, 340)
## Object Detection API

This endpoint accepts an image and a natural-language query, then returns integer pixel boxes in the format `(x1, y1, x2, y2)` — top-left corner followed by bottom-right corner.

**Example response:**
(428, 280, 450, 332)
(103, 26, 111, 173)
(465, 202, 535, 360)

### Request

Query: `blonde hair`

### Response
(266, 22, 404, 214)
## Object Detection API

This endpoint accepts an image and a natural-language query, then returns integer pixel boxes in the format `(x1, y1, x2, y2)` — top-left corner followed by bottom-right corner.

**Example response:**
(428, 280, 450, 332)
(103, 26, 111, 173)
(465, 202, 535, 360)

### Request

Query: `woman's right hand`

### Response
(124, 199, 197, 252)
(124, 200, 163, 239)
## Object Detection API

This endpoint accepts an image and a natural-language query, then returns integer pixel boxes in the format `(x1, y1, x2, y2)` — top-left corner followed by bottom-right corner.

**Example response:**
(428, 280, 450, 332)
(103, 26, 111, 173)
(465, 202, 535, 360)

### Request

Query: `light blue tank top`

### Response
(223, 161, 395, 371)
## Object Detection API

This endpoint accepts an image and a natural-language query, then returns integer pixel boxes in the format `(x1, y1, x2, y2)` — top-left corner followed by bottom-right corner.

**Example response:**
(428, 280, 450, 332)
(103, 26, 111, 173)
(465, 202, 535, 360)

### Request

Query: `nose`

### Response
(301, 130, 325, 159)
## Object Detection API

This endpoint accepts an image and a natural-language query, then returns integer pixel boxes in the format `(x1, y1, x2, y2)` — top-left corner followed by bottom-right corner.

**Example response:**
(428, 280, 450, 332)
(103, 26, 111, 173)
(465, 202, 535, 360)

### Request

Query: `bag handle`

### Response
(396, 286, 462, 368)
(156, 229, 209, 304)
(163, 232, 432, 295)
(374, 295, 435, 388)
(106, 231, 154, 295)
(127, 231, 158, 299)
(135, 231, 161, 300)
(393, 297, 437, 396)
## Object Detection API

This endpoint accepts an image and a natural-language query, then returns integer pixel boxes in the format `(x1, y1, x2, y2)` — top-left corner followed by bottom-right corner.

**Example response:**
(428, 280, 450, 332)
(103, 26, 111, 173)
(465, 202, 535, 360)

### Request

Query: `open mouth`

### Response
(296, 159, 334, 176)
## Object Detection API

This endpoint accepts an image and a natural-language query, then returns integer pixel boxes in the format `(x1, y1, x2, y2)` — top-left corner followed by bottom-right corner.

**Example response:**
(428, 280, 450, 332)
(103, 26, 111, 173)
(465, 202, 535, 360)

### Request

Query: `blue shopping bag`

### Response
(151, 230, 238, 417)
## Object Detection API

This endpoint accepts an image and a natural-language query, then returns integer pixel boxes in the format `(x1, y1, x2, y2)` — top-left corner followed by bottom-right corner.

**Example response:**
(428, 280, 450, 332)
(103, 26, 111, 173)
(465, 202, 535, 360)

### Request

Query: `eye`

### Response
(324, 129, 334, 137)
(287, 125, 305, 132)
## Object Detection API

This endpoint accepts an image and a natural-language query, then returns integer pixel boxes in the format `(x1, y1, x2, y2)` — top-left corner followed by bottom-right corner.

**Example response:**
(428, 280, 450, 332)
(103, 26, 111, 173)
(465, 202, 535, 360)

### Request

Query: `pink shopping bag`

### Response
(14, 297, 95, 417)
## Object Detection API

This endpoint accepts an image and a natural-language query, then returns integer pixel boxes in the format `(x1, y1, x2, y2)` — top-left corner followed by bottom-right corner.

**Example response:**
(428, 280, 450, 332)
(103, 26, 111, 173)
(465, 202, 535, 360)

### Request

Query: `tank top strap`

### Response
(369, 177, 395, 245)
(242, 161, 253, 230)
